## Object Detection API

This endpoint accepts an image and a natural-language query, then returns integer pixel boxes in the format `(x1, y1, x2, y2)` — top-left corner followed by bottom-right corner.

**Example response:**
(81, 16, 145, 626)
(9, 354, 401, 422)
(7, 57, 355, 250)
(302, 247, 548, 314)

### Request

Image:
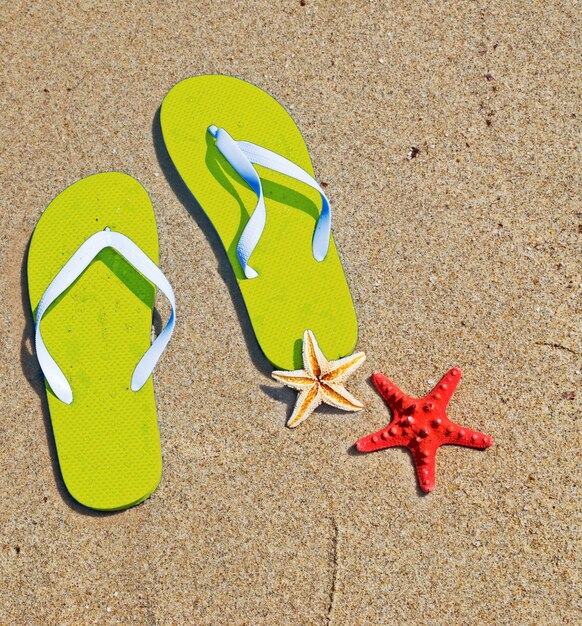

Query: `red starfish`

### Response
(355, 368, 493, 493)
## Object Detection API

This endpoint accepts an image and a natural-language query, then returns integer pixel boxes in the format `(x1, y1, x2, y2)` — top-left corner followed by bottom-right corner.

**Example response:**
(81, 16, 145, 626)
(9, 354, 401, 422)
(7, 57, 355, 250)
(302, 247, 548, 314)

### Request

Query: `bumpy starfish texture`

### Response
(355, 368, 493, 493)
(272, 330, 366, 428)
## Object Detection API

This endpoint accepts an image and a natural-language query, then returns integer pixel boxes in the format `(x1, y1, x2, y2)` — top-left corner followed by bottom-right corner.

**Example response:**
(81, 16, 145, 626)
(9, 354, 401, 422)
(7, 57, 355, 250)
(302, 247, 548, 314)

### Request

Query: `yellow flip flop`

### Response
(28, 172, 176, 510)
(161, 75, 358, 370)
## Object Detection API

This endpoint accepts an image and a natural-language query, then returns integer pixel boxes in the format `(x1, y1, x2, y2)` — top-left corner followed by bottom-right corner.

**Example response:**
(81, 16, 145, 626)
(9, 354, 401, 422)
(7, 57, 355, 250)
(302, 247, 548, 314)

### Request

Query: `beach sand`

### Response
(1, 1, 579, 623)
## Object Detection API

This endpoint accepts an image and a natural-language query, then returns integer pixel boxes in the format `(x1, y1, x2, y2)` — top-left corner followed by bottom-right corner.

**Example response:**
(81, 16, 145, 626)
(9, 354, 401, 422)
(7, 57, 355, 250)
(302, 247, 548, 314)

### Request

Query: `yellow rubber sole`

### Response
(28, 172, 163, 511)
(161, 75, 358, 370)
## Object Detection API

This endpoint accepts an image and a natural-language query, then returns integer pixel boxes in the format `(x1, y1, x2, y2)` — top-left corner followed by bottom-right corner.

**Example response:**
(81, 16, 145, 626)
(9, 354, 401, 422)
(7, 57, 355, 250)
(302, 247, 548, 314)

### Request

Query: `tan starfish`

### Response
(272, 330, 366, 428)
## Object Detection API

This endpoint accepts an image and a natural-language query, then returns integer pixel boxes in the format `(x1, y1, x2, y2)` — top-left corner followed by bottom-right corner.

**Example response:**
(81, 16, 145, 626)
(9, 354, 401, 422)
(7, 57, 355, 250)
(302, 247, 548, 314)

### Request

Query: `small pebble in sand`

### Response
(407, 146, 420, 160)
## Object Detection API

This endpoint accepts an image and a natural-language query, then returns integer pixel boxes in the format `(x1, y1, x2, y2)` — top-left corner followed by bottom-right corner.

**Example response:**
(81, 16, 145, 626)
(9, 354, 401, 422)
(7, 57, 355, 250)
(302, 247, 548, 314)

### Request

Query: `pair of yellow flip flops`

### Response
(29, 75, 360, 511)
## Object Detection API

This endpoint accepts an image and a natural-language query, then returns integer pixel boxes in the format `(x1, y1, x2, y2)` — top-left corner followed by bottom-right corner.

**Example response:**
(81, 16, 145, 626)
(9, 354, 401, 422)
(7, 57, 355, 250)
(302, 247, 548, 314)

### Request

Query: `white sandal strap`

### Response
(34, 228, 176, 405)
(208, 125, 331, 279)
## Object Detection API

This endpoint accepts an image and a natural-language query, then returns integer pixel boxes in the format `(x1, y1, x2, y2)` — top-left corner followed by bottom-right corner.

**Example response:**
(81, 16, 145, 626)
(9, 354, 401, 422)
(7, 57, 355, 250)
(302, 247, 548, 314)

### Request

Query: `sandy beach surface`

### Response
(1, 1, 579, 624)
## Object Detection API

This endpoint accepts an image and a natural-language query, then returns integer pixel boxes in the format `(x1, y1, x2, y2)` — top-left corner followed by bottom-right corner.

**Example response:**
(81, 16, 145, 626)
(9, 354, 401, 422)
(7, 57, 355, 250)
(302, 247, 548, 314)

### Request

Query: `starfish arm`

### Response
(429, 368, 462, 407)
(321, 382, 364, 412)
(321, 351, 366, 383)
(443, 422, 493, 449)
(302, 330, 327, 378)
(371, 371, 413, 411)
(286, 384, 322, 428)
(410, 446, 437, 493)
(355, 423, 409, 453)
(271, 369, 315, 390)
